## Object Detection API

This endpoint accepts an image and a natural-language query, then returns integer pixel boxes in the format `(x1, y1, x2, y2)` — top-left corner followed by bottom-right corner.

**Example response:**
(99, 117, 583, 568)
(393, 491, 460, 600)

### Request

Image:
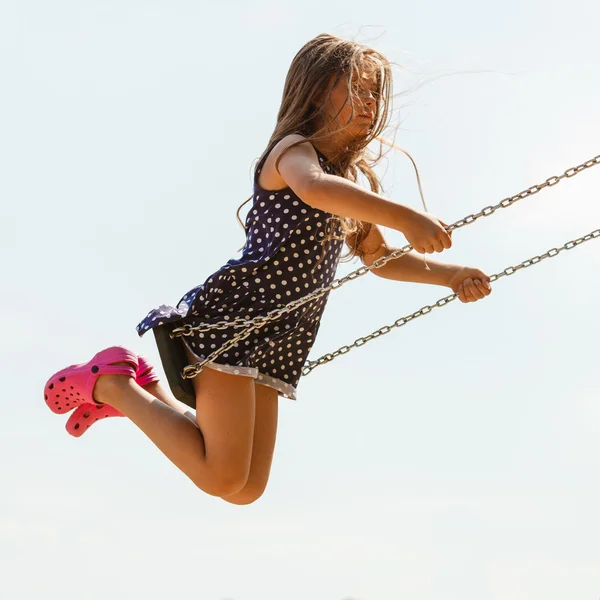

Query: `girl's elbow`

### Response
(359, 251, 387, 277)
(360, 242, 392, 273)
(369, 263, 389, 278)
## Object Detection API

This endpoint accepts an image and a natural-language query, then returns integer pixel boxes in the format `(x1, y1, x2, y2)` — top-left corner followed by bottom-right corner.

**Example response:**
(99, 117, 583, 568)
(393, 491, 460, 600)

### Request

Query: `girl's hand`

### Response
(400, 208, 452, 255)
(447, 266, 492, 303)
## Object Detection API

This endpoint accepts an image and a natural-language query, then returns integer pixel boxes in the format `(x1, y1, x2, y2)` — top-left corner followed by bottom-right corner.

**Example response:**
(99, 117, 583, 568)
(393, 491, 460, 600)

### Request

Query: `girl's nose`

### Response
(360, 90, 376, 107)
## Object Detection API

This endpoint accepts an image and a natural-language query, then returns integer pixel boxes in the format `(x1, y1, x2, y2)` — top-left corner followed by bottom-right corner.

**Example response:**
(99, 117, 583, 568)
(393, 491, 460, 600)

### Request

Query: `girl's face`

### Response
(319, 70, 379, 143)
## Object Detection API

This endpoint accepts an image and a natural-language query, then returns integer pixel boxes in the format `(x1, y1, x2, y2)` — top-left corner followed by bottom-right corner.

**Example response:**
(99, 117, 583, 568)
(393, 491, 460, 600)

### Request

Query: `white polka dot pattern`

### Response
(136, 144, 345, 399)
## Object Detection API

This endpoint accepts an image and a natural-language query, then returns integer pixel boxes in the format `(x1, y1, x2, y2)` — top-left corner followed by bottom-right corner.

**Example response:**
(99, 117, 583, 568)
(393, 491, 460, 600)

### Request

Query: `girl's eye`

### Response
(352, 82, 379, 95)
(353, 87, 379, 100)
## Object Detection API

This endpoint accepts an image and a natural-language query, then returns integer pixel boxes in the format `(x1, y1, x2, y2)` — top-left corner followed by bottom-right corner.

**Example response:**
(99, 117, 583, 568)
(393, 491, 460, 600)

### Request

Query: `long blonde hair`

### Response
(237, 33, 401, 261)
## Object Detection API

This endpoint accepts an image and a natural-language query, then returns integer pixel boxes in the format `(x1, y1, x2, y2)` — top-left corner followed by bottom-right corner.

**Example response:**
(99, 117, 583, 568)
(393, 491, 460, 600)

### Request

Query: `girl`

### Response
(44, 34, 492, 505)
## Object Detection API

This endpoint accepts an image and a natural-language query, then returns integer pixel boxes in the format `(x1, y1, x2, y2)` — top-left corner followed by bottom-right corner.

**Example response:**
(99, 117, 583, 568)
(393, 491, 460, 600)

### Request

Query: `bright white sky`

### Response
(2, 1, 599, 599)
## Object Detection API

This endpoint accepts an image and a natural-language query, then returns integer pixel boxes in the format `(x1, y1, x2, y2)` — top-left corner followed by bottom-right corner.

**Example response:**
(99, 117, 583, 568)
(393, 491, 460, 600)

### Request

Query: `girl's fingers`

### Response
(469, 279, 485, 300)
(457, 278, 492, 303)
(475, 279, 491, 297)
(439, 220, 453, 238)
(462, 279, 476, 302)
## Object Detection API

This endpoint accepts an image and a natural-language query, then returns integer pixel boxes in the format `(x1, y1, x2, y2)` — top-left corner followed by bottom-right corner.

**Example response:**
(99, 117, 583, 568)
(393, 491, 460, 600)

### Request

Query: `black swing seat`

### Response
(153, 323, 196, 409)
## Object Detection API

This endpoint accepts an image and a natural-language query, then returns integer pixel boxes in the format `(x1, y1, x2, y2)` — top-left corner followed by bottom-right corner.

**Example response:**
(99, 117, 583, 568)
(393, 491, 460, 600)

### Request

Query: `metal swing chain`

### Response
(302, 227, 600, 376)
(176, 152, 600, 338)
(176, 153, 600, 380)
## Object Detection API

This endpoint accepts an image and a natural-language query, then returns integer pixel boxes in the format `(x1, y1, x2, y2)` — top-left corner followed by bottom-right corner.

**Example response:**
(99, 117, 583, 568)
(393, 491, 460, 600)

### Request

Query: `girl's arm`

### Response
(273, 135, 451, 254)
(351, 224, 493, 302)
(350, 223, 458, 287)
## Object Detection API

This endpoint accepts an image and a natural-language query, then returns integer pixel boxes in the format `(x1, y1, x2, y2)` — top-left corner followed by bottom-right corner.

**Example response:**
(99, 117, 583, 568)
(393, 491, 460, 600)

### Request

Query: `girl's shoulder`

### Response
(257, 134, 325, 192)
(269, 133, 317, 161)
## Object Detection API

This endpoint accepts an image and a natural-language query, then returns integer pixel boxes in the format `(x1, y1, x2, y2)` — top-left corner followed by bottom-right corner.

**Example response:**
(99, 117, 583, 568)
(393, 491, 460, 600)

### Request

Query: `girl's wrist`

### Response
(442, 264, 463, 288)
(392, 203, 417, 231)
(402, 256, 462, 287)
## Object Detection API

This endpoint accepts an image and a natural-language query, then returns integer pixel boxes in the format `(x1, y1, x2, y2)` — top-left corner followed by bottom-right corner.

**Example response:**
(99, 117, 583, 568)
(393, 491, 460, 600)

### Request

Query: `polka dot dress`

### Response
(136, 144, 345, 400)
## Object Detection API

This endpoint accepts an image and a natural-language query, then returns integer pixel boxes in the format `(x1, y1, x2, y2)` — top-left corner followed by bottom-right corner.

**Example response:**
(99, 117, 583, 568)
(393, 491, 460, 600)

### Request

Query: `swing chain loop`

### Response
(302, 228, 600, 376)
(170, 323, 193, 339)
(437, 296, 456, 307)
(177, 153, 600, 379)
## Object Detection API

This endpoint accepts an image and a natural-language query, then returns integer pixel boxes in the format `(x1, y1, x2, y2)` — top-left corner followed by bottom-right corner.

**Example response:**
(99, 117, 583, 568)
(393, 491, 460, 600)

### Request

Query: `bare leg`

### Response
(141, 379, 279, 505)
(94, 365, 256, 498)
(140, 380, 197, 424)
(222, 383, 278, 505)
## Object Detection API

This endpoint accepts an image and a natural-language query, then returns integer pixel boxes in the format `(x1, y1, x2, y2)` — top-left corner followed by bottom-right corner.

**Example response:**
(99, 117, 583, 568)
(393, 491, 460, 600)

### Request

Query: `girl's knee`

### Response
(192, 464, 250, 497)
(221, 480, 268, 505)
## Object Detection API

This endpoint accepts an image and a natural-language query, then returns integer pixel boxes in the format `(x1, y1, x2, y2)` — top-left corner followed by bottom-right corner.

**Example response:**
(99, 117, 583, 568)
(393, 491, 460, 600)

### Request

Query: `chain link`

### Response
(175, 153, 599, 380)
(302, 228, 600, 376)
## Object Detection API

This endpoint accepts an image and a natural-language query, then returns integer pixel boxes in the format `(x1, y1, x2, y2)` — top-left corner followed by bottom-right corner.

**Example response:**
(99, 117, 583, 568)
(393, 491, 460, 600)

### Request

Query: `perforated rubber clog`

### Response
(44, 346, 138, 415)
(64, 355, 160, 437)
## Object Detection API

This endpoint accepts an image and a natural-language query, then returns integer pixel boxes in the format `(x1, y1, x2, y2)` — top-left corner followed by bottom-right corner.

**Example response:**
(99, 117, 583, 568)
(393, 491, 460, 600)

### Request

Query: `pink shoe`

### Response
(64, 355, 160, 438)
(44, 346, 138, 415)
(136, 355, 160, 387)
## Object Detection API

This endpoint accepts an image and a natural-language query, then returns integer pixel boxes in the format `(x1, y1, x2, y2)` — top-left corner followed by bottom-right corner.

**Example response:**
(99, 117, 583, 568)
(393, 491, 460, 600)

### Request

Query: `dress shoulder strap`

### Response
(254, 139, 281, 184)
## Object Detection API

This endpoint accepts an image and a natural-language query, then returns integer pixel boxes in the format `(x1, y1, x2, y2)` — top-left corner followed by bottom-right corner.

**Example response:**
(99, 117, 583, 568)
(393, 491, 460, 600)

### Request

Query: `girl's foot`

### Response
(44, 346, 138, 415)
(63, 355, 160, 437)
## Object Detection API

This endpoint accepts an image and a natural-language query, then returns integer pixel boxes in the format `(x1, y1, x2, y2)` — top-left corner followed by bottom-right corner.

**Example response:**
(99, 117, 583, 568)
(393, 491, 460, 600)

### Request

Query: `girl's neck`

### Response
(312, 142, 334, 160)
(311, 130, 360, 162)
(312, 138, 347, 161)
